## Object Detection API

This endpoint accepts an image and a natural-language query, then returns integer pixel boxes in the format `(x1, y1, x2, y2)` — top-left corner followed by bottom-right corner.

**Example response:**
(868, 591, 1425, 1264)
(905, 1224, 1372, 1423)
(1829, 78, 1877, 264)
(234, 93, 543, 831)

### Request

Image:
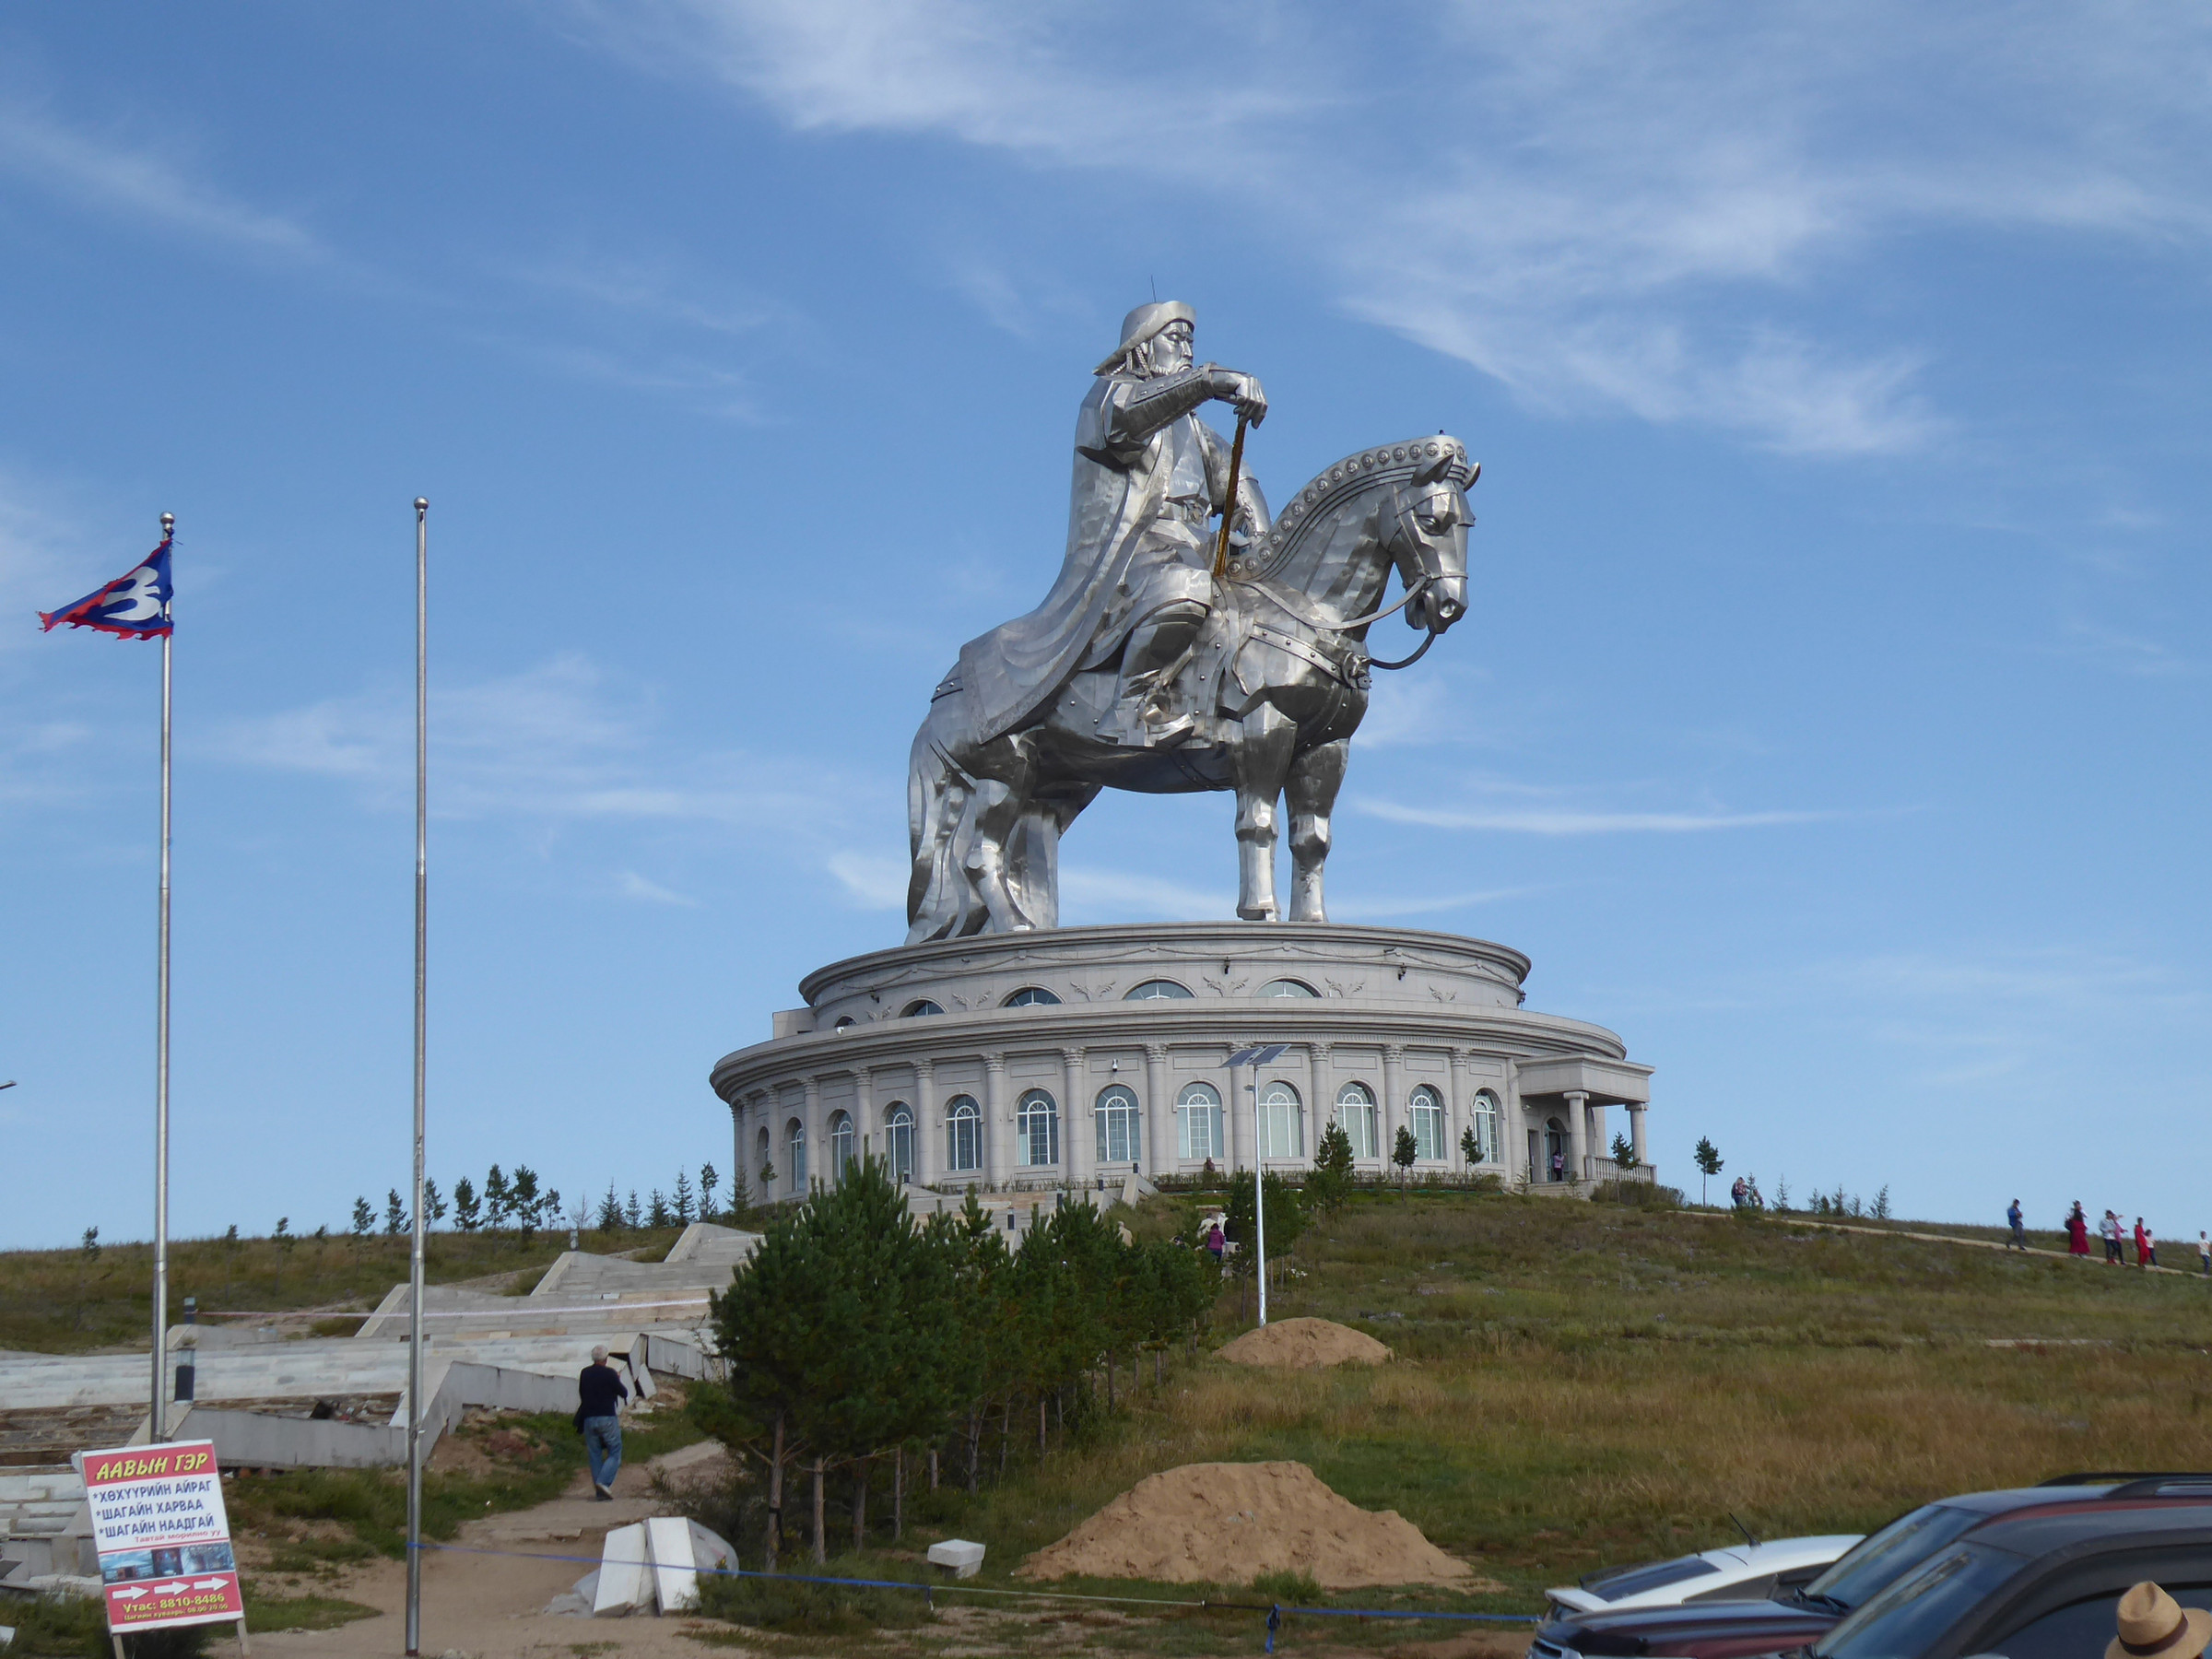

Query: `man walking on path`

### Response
(2006, 1198, 2027, 1251)
(578, 1345, 629, 1500)
(2104, 1210, 2124, 1265)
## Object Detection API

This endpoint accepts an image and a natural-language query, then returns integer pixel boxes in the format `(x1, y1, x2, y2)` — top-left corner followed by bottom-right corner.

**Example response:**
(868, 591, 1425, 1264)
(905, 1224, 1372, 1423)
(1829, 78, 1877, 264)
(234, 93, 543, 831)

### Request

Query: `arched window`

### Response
(1259, 1080, 1303, 1159)
(1335, 1082, 1379, 1160)
(945, 1095, 982, 1173)
(1262, 978, 1319, 998)
(1017, 1089, 1059, 1166)
(785, 1118, 807, 1192)
(755, 1124, 771, 1178)
(1176, 1081, 1223, 1160)
(832, 1016, 856, 1030)
(884, 1102, 914, 1185)
(1095, 1085, 1141, 1165)
(1409, 1086, 1445, 1162)
(1003, 986, 1061, 1007)
(1471, 1090, 1500, 1164)
(827, 1110, 855, 1182)
(902, 999, 944, 1018)
(1124, 979, 1194, 1001)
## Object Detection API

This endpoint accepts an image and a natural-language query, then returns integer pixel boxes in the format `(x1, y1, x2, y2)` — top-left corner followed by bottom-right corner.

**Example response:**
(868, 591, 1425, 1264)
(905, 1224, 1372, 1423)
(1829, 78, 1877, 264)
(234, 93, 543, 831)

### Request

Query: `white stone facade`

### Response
(708, 923, 1653, 1198)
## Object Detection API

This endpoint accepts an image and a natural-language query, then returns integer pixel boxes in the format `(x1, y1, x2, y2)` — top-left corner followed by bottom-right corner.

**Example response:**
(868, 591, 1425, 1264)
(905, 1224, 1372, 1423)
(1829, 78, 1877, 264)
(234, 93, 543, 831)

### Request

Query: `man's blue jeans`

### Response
(583, 1416, 623, 1491)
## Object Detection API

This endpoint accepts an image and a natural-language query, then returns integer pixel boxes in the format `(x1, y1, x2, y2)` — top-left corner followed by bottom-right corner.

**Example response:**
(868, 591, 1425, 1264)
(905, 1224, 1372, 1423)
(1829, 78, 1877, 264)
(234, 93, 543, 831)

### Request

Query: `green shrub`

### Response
(1252, 1569, 1325, 1605)
(692, 1572, 934, 1634)
(0, 1595, 207, 1659)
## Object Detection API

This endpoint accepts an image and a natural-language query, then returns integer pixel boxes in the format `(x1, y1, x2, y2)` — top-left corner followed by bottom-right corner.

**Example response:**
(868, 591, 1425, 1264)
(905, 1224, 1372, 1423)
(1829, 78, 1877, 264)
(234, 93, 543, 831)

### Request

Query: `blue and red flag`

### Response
(38, 534, 173, 639)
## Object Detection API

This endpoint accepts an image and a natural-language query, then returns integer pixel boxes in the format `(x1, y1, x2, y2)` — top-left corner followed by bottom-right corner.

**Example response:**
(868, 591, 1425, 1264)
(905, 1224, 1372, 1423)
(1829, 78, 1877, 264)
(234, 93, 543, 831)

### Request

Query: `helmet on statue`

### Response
(1094, 300, 1195, 374)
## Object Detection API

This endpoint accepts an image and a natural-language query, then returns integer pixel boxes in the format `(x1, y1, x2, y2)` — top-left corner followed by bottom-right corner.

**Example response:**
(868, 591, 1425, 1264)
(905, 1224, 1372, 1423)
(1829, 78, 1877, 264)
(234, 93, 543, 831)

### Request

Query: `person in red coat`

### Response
(2065, 1202, 2092, 1256)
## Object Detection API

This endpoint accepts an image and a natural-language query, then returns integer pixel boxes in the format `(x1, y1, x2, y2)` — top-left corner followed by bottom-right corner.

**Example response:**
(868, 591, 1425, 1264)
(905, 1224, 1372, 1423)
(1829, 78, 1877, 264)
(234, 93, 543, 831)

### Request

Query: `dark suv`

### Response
(1529, 1477, 2212, 1659)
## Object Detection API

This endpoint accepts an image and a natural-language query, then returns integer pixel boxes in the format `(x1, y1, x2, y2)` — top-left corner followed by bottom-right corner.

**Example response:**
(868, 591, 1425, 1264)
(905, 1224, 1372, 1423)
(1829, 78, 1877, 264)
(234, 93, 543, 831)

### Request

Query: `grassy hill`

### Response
(913, 1186, 2212, 1619)
(10, 1185, 2211, 1636)
(0, 1221, 696, 1353)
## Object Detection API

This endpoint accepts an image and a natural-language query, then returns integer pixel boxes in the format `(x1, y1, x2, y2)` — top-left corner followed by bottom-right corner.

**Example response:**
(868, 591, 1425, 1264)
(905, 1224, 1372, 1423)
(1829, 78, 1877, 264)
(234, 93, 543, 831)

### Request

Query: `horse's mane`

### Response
(1230, 434, 1474, 590)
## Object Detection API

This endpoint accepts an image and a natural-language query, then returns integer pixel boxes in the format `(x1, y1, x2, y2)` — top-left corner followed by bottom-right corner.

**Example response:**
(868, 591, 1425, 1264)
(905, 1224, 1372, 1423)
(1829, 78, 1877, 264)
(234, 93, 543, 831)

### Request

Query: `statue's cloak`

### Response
(956, 372, 1233, 744)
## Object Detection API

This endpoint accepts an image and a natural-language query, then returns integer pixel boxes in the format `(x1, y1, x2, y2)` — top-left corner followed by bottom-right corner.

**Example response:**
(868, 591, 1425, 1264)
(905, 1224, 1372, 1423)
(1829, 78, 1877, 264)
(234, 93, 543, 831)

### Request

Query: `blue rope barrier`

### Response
(406, 1539, 1543, 1637)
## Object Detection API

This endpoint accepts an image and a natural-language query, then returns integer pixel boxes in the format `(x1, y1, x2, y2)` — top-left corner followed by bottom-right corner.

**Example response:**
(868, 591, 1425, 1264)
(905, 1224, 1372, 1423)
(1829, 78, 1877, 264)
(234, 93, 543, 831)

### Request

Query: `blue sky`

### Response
(3, 4, 2207, 1250)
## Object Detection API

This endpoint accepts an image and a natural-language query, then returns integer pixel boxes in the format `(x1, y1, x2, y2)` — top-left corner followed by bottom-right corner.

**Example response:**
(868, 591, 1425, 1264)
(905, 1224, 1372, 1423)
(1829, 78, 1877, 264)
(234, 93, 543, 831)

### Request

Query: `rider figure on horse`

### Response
(951, 301, 1271, 750)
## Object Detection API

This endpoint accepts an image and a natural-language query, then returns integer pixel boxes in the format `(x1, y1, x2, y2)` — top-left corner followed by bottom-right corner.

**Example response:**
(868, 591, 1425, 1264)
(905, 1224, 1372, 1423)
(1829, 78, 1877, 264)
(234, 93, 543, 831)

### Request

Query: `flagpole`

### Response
(151, 510, 174, 1442)
(406, 498, 429, 1658)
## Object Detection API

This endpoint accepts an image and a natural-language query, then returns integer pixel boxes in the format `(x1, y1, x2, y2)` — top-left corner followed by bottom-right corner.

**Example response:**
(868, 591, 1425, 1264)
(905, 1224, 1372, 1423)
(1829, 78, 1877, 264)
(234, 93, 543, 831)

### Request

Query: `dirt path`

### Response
(249, 1442, 733, 1659)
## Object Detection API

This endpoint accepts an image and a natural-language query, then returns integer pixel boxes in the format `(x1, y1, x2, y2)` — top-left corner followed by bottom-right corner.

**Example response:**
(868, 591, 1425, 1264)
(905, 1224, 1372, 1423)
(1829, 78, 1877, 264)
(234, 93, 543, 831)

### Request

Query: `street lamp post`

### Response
(1227, 1043, 1285, 1326)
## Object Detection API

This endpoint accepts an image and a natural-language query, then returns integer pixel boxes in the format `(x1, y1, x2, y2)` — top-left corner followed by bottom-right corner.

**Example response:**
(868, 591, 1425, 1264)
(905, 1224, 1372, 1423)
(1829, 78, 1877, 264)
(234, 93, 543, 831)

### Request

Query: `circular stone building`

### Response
(710, 921, 1653, 1199)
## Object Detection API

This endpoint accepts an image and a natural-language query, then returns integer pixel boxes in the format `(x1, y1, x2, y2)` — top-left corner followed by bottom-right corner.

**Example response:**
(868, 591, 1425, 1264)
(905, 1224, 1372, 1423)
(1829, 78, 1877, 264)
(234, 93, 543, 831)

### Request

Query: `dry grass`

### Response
(0, 1224, 694, 1353)
(874, 1190, 2212, 1621)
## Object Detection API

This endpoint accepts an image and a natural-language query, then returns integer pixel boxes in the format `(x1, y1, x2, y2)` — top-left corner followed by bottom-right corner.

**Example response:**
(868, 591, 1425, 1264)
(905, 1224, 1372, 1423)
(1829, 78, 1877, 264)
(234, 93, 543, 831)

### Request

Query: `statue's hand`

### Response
(1207, 367, 1269, 427)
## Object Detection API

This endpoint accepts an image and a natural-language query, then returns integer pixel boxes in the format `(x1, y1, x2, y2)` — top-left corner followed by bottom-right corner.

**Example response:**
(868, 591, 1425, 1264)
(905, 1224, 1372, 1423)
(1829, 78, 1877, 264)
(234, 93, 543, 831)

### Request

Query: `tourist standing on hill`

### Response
(1206, 1218, 1226, 1263)
(2104, 1210, 2125, 1265)
(2006, 1198, 2027, 1251)
(577, 1345, 629, 1500)
(2198, 1231, 2209, 1276)
(2136, 1218, 2157, 1269)
(2066, 1202, 2091, 1256)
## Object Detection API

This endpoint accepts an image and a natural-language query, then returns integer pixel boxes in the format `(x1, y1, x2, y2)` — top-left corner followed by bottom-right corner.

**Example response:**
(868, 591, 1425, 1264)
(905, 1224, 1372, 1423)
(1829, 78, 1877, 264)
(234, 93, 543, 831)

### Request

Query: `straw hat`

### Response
(2107, 1583, 2212, 1659)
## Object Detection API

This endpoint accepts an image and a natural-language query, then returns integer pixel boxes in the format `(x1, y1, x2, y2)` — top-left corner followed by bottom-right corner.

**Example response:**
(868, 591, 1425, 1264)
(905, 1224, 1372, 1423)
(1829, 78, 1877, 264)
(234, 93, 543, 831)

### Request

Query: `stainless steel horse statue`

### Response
(908, 427, 1477, 941)
(905, 300, 1475, 938)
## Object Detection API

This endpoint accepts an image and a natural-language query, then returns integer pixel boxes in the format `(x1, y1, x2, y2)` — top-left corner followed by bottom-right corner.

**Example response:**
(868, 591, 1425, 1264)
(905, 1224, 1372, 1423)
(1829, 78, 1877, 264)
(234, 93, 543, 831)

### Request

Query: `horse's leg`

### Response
(908, 714, 982, 943)
(1285, 737, 1348, 924)
(961, 736, 1042, 932)
(1009, 782, 1100, 931)
(1231, 703, 1298, 921)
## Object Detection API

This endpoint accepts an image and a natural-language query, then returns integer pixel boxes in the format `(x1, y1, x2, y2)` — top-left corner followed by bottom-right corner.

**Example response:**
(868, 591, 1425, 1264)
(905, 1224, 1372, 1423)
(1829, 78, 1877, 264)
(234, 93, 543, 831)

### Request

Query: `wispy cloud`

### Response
(568, 3, 2212, 455)
(2053, 618, 2193, 679)
(0, 102, 323, 259)
(827, 849, 907, 910)
(1363, 800, 1826, 836)
(615, 869, 697, 906)
(1059, 866, 1230, 923)
(1330, 886, 1538, 921)
(214, 653, 835, 826)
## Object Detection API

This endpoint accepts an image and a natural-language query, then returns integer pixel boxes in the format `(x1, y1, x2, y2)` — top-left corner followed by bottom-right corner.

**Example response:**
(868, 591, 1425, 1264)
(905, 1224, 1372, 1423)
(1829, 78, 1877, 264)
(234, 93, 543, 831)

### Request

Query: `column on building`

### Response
(855, 1066, 877, 1171)
(1382, 1046, 1406, 1166)
(982, 1053, 1007, 1190)
(1062, 1048, 1089, 1187)
(1142, 1044, 1169, 1179)
(1629, 1101, 1648, 1169)
(1446, 1051, 1469, 1171)
(1563, 1088, 1588, 1184)
(914, 1059, 939, 1188)
(1297, 1043, 1319, 1163)
(1587, 1099, 1607, 1177)
(729, 1100, 742, 1210)
(801, 1075, 823, 1196)
(1225, 1053, 1245, 1171)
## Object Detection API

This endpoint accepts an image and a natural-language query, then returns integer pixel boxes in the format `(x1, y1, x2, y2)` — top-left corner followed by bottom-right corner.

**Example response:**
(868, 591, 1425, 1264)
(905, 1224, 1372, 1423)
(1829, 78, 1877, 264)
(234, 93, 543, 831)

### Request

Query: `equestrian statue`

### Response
(908, 301, 1477, 941)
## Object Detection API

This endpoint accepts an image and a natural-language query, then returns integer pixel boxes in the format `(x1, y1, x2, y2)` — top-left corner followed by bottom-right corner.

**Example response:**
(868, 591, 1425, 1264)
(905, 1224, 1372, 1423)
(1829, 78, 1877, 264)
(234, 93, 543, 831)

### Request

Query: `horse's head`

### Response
(1388, 442, 1477, 635)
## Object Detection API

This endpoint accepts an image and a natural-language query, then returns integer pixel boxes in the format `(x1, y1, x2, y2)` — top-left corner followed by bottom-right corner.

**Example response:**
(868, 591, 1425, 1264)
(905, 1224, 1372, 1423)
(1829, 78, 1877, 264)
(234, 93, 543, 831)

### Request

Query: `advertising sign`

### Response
(80, 1440, 245, 1633)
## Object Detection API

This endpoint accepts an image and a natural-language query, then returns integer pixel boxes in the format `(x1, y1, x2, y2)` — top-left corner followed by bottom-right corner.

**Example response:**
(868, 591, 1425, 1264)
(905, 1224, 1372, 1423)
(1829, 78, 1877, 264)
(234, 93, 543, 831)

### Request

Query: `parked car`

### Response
(1528, 1475, 2212, 1659)
(1547, 1535, 1864, 1618)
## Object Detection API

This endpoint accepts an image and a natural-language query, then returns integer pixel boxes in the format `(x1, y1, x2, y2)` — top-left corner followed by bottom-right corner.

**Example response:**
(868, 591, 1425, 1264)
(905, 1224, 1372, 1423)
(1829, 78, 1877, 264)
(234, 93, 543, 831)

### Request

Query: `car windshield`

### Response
(1581, 1557, 1723, 1600)
(1801, 1505, 1983, 1610)
(1811, 1545, 2021, 1659)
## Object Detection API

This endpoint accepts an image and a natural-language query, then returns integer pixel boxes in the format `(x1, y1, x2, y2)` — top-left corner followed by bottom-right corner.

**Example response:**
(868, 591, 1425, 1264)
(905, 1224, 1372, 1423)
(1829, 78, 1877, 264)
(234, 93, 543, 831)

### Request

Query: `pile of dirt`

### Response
(1216, 1316, 1394, 1369)
(1017, 1461, 1491, 1590)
